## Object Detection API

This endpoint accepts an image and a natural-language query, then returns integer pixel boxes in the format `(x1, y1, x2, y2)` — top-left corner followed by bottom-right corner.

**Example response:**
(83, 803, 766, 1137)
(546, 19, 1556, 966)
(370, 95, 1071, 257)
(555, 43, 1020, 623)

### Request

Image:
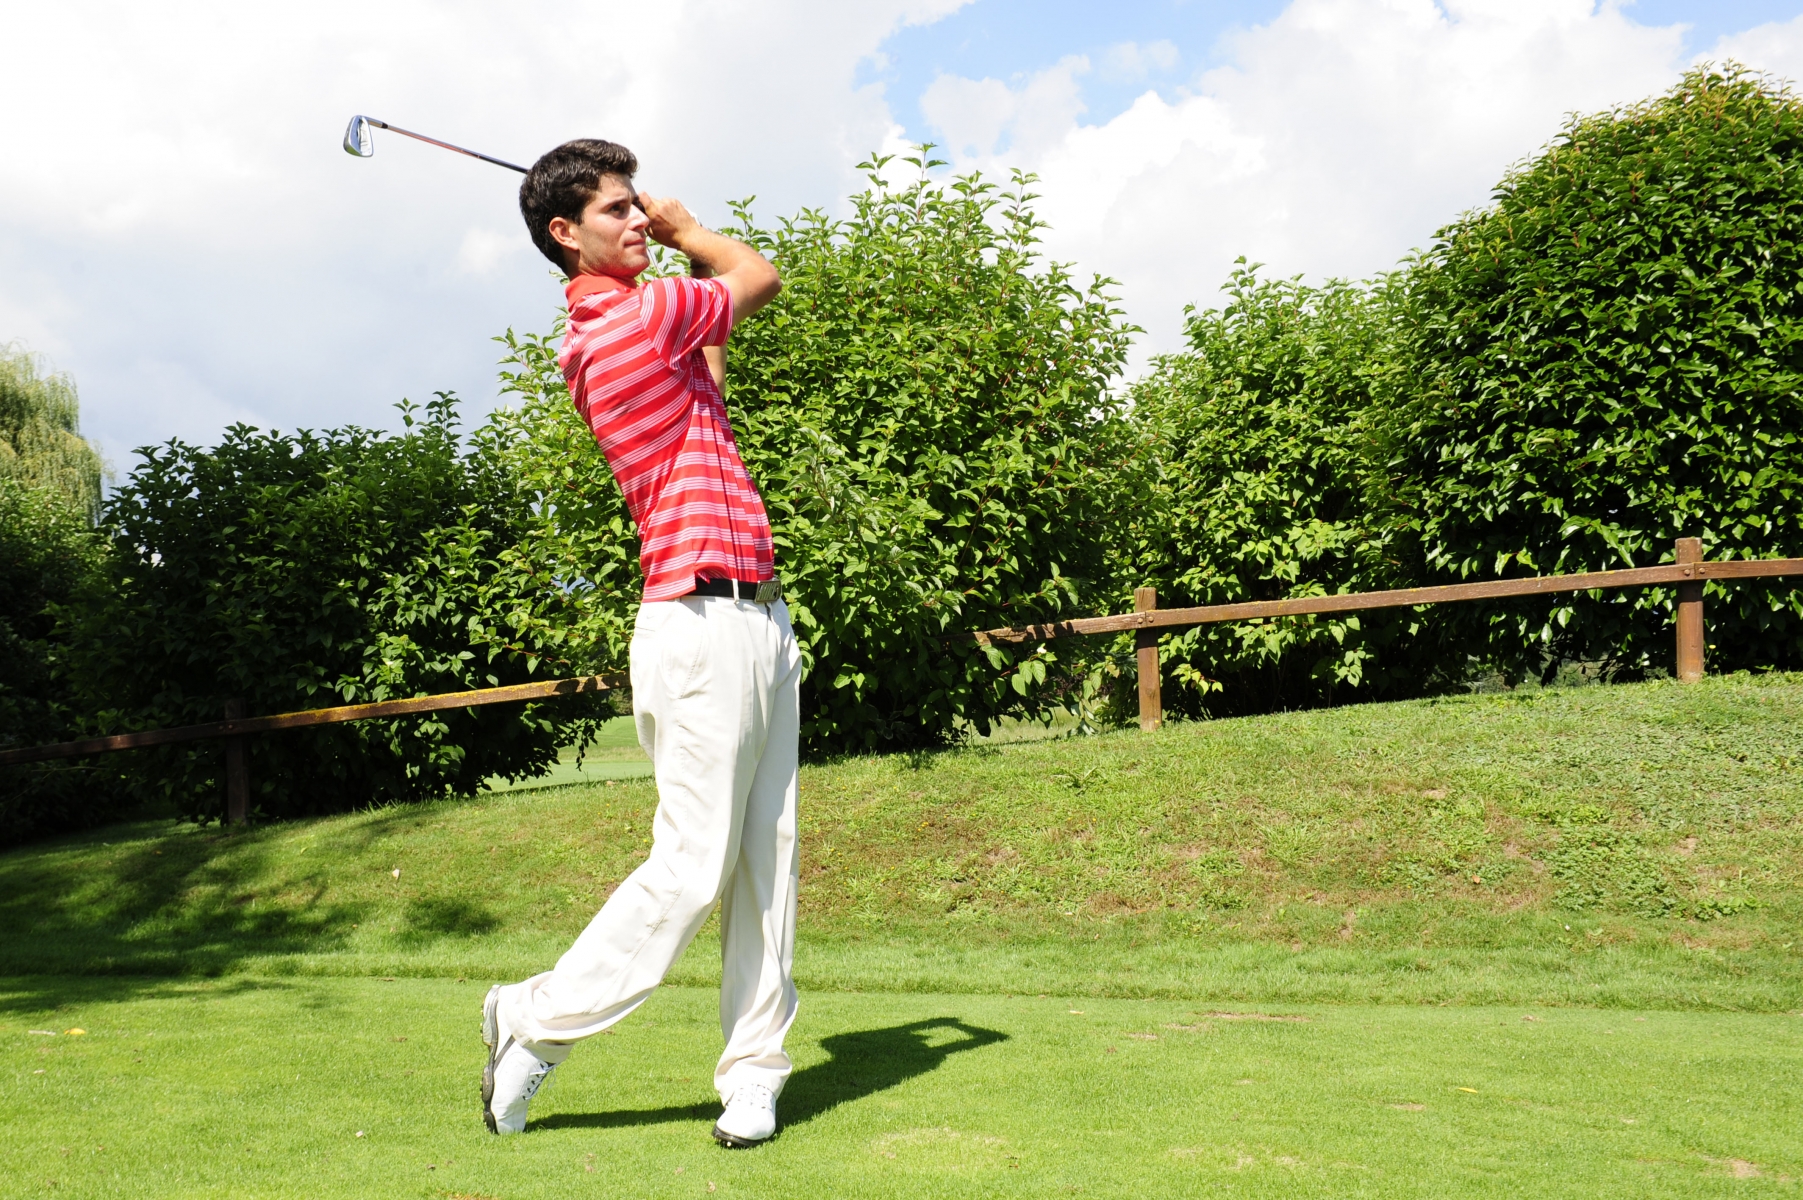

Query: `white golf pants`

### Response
(497, 595, 803, 1102)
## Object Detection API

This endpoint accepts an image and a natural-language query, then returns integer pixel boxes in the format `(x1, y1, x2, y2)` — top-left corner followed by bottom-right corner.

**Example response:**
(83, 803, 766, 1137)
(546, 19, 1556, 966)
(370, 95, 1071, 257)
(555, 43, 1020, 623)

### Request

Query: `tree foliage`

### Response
(1386, 64, 1803, 680)
(0, 480, 116, 844)
(15, 66, 1803, 839)
(1123, 264, 1437, 715)
(495, 157, 1137, 752)
(726, 159, 1137, 748)
(0, 347, 114, 843)
(0, 345, 105, 520)
(484, 319, 645, 691)
(59, 396, 609, 824)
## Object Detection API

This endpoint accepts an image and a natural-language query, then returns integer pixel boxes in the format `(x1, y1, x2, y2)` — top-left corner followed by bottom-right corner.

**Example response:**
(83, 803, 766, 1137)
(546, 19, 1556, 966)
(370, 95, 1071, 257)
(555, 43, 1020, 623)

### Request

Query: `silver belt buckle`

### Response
(753, 579, 782, 605)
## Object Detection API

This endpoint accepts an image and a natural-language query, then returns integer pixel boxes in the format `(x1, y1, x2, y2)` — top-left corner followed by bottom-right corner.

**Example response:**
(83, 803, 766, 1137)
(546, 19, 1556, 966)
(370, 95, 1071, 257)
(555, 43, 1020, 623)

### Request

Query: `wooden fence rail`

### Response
(0, 674, 622, 824)
(967, 539, 1803, 732)
(5, 538, 1802, 823)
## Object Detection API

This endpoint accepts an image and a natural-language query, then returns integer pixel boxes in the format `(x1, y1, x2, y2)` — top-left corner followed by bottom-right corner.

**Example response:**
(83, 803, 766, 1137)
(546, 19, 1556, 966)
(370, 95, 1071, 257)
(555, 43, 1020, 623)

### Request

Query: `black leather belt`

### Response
(689, 578, 783, 603)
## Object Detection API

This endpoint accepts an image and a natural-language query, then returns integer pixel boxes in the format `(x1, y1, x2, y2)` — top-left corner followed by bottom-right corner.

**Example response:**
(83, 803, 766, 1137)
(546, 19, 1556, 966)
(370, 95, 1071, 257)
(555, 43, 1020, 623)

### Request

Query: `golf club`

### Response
(343, 114, 528, 173)
(343, 115, 650, 215)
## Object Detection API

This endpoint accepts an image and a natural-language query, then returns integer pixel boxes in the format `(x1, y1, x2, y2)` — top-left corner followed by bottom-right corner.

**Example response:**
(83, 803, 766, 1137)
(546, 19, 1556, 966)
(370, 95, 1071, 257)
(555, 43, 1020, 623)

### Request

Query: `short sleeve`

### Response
(637, 276, 734, 368)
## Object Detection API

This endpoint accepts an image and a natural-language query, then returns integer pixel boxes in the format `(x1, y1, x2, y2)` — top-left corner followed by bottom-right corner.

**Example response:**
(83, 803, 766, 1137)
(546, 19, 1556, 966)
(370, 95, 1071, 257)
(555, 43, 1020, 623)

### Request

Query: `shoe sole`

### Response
(711, 1123, 771, 1149)
(481, 985, 502, 1135)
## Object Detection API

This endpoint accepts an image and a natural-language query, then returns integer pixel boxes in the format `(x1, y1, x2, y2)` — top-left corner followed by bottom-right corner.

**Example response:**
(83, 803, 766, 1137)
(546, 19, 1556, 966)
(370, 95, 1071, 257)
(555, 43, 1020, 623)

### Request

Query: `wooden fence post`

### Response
(1135, 587, 1162, 731)
(1675, 537, 1704, 683)
(223, 698, 250, 825)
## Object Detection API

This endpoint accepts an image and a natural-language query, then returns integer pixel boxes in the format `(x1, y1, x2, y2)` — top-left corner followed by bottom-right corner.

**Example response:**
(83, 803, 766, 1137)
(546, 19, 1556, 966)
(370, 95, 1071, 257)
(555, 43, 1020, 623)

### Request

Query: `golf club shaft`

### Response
(366, 118, 527, 173)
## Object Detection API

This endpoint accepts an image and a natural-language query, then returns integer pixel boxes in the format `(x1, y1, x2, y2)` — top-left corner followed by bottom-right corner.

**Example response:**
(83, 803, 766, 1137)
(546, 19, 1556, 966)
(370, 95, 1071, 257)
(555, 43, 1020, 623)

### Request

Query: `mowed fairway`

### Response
(5, 674, 1803, 1196)
(6, 977, 1800, 1198)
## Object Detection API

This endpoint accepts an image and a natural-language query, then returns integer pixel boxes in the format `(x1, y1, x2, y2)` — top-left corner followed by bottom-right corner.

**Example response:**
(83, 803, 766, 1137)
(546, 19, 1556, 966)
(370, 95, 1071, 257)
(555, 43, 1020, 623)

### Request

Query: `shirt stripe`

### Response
(558, 275, 775, 602)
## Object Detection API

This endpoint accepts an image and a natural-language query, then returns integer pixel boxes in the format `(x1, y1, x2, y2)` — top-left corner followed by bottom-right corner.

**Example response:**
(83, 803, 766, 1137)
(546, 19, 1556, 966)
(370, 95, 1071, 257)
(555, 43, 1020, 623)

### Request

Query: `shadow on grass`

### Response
(0, 973, 311, 1015)
(0, 805, 504, 997)
(533, 1017, 1008, 1134)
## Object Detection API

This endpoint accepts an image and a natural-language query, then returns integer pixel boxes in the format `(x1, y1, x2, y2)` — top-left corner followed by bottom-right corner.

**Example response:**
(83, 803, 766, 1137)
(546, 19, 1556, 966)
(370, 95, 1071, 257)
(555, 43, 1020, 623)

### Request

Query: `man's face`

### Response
(551, 176, 649, 278)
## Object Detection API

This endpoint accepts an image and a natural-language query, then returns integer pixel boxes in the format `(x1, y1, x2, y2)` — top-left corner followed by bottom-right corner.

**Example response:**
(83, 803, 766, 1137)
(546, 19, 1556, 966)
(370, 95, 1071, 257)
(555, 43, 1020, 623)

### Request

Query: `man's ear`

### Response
(548, 215, 582, 276)
(548, 215, 581, 254)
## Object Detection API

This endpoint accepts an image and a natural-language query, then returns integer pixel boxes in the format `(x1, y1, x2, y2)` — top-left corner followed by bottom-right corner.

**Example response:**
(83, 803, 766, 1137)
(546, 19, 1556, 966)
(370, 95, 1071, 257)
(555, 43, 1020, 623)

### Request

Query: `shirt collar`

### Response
(564, 272, 637, 310)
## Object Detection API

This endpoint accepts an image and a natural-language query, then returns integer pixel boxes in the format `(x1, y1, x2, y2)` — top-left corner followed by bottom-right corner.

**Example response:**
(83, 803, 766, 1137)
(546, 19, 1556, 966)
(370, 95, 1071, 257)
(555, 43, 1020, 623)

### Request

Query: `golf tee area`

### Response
(5, 673, 1801, 1198)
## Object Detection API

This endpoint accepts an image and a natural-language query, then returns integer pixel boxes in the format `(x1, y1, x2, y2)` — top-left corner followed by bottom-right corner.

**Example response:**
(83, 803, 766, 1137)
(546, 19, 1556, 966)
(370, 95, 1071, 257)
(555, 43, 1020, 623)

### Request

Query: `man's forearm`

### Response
(640, 193, 781, 322)
(673, 226, 763, 280)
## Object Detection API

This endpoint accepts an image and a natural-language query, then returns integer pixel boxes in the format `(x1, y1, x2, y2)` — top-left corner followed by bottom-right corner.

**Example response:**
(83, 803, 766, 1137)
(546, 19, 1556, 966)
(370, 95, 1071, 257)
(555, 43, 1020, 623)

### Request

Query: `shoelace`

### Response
(520, 1058, 558, 1101)
(728, 1083, 774, 1111)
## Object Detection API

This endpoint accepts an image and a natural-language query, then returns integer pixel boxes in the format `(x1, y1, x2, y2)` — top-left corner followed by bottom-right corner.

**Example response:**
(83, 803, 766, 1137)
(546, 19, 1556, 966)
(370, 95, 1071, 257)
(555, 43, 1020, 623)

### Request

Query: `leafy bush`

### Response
(494, 157, 1137, 752)
(1385, 65, 1803, 681)
(0, 480, 117, 844)
(1122, 264, 1442, 715)
(24, 63, 1803, 840)
(728, 161, 1138, 748)
(59, 396, 609, 824)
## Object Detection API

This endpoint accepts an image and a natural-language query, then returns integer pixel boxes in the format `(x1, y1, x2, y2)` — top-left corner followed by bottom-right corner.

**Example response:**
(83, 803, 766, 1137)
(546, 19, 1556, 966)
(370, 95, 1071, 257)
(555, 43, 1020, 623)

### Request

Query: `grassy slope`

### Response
(7, 676, 1803, 1198)
(1, 674, 1799, 1008)
(5, 978, 1799, 1198)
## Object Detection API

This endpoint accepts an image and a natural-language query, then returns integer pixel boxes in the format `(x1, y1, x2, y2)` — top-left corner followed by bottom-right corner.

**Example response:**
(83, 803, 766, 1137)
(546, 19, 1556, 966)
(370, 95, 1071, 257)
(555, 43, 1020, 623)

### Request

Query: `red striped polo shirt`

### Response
(558, 272, 775, 602)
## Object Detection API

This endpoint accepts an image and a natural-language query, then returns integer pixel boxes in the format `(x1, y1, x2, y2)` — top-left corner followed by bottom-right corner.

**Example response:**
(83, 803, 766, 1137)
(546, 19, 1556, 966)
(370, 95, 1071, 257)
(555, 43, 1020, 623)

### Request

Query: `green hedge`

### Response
(1132, 66, 1803, 701)
(55, 397, 609, 825)
(1123, 264, 1447, 716)
(1385, 64, 1803, 681)
(12, 69, 1803, 839)
(493, 159, 1137, 753)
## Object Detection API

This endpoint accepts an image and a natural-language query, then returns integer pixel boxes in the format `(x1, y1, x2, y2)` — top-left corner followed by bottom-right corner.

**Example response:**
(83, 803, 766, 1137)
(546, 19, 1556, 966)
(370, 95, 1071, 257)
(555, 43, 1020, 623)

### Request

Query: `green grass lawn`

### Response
(5, 674, 1803, 1195)
(490, 715, 652, 792)
(7, 978, 1800, 1198)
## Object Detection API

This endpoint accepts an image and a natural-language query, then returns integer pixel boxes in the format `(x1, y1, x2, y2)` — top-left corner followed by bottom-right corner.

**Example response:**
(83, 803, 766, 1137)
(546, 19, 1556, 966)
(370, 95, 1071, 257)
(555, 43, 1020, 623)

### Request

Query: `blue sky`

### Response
(868, 0, 1290, 152)
(872, 0, 1803, 152)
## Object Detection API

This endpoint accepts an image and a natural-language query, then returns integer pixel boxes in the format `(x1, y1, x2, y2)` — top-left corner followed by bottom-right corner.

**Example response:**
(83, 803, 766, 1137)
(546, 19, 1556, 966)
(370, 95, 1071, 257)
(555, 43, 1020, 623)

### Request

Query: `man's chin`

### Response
(595, 261, 646, 282)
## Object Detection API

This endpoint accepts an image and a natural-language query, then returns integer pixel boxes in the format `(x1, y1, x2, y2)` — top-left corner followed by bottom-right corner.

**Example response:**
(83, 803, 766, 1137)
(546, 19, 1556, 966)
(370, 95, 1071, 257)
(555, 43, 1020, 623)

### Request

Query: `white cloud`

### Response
(6, 0, 1798, 473)
(1712, 13, 1803, 83)
(922, 0, 1706, 367)
(455, 229, 522, 278)
(920, 74, 1025, 159)
(920, 55, 1092, 160)
(0, 0, 968, 469)
(1100, 39, 1181, 81)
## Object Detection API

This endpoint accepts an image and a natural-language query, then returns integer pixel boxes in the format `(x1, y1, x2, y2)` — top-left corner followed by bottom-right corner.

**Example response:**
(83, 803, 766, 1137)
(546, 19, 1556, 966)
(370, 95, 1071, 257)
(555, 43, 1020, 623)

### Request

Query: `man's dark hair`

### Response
(519, 139, 639, 270)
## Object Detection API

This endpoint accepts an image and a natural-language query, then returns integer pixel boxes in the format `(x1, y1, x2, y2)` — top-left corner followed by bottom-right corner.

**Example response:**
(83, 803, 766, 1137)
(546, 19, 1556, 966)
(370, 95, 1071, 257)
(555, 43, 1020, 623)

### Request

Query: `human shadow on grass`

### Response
(532, 1017, 1008, 1134)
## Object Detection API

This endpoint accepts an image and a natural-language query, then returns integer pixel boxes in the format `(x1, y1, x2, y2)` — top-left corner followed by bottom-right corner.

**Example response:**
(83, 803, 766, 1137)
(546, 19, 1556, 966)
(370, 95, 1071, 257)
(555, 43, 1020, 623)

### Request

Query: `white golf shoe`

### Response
(712, 1082, 777, 1147)
(481, 984, 566, 1134)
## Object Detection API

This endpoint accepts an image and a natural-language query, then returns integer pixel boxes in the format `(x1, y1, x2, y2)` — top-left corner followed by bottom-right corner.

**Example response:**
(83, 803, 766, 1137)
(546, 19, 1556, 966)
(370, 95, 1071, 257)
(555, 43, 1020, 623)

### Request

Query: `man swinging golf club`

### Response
(482, 138, 795, 1148)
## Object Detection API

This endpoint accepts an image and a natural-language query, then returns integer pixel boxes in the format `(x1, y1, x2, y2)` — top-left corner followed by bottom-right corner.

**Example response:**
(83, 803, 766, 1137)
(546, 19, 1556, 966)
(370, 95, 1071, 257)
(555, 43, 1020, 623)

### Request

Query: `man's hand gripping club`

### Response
(546, 180, 781, 392)
(640, 193, 781, 390)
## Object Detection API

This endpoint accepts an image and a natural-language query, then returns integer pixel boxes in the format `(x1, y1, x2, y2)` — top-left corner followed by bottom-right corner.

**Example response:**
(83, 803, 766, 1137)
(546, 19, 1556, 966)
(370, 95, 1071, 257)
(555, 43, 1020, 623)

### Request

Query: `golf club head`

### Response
(343, 115, 374, 158)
